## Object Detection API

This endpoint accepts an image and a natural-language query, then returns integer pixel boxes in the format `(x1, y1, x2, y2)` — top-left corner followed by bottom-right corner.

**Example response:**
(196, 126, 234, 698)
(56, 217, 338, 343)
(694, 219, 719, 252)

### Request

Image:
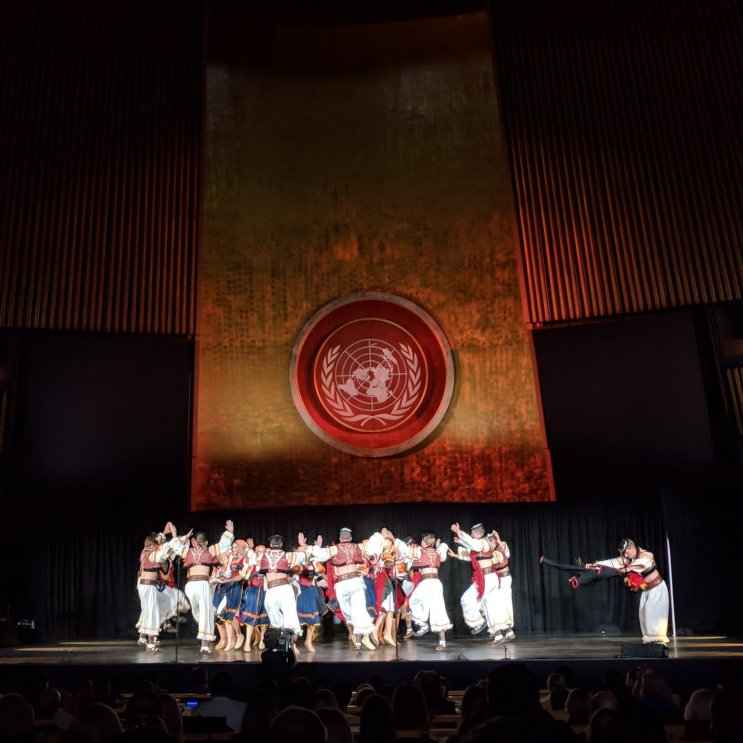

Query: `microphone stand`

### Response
(394, 608, 400, 661)
(173, 555, 182, 663)
(666, 533, 677, 643)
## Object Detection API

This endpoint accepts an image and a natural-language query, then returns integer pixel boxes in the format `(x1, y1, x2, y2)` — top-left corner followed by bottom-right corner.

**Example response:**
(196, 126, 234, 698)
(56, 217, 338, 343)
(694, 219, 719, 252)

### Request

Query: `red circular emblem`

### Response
(290, 293, 455, 457)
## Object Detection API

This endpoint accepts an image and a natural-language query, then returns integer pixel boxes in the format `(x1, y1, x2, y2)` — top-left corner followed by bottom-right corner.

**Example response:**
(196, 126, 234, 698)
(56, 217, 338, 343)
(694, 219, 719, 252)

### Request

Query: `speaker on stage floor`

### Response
(619, 641, 668, 658)
(0, 618, 19, 647)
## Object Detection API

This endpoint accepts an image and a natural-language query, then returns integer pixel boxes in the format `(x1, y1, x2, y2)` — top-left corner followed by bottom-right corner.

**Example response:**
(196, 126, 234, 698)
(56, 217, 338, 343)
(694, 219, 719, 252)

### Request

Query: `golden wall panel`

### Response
(194, 11, 551, 508)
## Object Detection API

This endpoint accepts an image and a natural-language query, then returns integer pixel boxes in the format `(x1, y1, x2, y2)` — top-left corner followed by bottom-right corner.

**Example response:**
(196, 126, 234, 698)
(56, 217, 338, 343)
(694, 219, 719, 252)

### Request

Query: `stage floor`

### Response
(2, 633, 742, 666)
(4, 634, 743, 695)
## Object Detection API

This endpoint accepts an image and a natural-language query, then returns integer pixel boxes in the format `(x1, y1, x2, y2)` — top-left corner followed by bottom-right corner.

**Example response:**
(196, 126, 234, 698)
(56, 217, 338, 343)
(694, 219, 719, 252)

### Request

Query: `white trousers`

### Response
(264, 583, 301, 633)
(460, 572, 500, 629)
(156, 586, 190, 625)
(640, 581, 669, 643)
(409, 578, 452, 633)
(136, 583, 160, 637)
(336, 576, 374, 635)
(487, 575, 514, 631)
(185, 580, 216, 642)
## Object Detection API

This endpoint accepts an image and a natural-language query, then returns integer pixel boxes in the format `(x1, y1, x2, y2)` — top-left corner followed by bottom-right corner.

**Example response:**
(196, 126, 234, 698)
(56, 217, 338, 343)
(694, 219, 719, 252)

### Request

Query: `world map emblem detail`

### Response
(290, 293, 455, 457)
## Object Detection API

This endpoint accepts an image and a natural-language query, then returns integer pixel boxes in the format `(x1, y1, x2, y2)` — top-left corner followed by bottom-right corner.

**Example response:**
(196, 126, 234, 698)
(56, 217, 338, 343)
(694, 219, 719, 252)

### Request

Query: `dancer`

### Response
(220, 539, 252, 650)
(487, 528, 516, 641)
(239, 543, 269, 653)
(212, 551, 235, 650)
(155, 558, 190, 634)
(397, 536, 417, 639)
(371, 537, 401, 647)
(361, 555, 380, 646)
(586, 538, 669, 645)
(136, 522, 178, 651)
(387, 528, 452, 651)
(255, 533, 306, 651)
(172, 519, 235, 654)
(295, 541, 328, 653)
(450, 522, 515, 645)
(302, 526, 384, 653)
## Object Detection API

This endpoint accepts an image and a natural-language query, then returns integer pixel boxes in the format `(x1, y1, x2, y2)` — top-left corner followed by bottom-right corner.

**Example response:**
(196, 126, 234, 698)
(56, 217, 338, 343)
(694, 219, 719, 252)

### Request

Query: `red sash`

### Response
(160, 564, 176, 588)
(374, 569, 388, 610)
(408, 569, 423, 602)
(470, 552, 486, 600)
(325, 561, 337, 601)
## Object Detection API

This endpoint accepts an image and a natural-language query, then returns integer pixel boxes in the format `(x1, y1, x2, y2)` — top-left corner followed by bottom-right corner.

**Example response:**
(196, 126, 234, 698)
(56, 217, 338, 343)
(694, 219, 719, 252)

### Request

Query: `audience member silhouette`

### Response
(566, 688, 592, 725)
(710, 681, 743, 743)
(267, 706, 327, 743)
(358, 694, 396, 743)
(0, 692, 36, 743)
(487, 663, 573, 743)
(67, 702, 122, 743)
(683, 687, 714, 741)
(391, 683, 430, 738)
(317, 707, 353, 743)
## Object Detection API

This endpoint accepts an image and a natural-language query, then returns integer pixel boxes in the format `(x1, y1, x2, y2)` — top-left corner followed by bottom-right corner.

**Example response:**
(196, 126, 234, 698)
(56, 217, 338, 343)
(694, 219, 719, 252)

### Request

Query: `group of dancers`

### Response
(137, 519, 670, 655)
(136, 520, 515, 655)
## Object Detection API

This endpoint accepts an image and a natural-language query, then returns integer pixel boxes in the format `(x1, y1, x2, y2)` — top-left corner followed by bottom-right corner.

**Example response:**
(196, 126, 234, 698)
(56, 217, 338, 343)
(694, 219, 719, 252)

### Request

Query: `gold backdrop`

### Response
(193, 10, 552, 509)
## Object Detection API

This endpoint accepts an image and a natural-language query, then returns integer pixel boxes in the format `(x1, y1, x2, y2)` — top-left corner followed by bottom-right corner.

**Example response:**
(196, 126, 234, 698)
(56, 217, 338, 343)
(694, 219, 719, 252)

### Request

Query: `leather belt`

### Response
(267, 577, 291, 589)
(419, 573, 439, 581)
(645, 574, 662, 590)
(139, 579, 157, 586)
(335, 572, 360, 583)
(187, 574, 210, 582)
(496, 568, 510, 577)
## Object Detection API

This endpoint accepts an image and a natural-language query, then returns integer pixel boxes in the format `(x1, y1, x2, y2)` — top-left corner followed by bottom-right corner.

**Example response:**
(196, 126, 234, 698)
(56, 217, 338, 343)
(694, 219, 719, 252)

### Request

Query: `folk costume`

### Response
(256, 536, 306, 635)
(239, 546, 269, 653)
(137, 534, 176, 651)
(396, 534, 452, 650)
(154, 561, 190, 633)
(296, 560, 327, 652)
(307, 528, 384, 652)
(453, 523, 515, 644)
(594, 539, 669, 645)
(173, 527, 235, 652)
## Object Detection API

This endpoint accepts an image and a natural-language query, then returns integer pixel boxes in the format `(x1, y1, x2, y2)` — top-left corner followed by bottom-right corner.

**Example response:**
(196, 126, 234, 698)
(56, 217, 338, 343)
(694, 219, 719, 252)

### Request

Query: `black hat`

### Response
(618, 538, 636, 554)
(269, 534, 284, 548)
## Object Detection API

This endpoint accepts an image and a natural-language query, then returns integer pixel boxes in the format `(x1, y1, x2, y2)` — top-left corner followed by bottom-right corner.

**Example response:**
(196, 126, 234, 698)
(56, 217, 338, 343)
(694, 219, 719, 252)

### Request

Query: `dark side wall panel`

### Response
(491, 0, 743, 324)
(0, 0, 202, 334)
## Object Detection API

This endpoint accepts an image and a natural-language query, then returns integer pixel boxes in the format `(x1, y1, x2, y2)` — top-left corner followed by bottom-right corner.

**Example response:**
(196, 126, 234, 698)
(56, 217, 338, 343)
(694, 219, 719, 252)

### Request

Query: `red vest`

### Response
(331, 542, 363, 567)
(182, 545, 217, 569)
(259, 549, 292, 573)
(140, 548, 163, 572)
(412, 547, 441, 569)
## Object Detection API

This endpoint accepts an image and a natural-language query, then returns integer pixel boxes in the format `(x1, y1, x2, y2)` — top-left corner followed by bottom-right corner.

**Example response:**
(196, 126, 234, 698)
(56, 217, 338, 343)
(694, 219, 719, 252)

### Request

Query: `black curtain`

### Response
(23, 496, 695, 641)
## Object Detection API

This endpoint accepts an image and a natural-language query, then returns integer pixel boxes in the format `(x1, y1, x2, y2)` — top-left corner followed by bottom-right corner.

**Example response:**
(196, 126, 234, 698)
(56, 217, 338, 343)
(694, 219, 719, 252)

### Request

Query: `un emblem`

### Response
(290, 293, 455, 457)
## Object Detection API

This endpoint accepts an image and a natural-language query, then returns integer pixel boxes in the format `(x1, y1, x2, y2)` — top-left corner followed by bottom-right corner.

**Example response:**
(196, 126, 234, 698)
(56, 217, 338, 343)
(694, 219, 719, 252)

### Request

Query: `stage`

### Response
(3, 634, 742, 695)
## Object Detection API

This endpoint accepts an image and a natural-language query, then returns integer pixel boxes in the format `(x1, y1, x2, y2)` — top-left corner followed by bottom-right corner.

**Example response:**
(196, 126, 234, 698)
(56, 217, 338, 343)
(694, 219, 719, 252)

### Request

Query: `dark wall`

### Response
(533, 311, 719, 499)
(9, 332, 193, 516)
(531, 310, 743, 631)
(2, 332, 194, 625)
